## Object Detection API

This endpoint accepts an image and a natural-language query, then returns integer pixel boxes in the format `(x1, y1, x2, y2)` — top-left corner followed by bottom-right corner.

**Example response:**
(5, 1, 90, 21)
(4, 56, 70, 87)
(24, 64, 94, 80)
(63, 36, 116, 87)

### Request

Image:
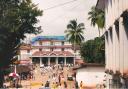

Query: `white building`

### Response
(75, 64, 105, 88)
(97, 0, 128, 88)
(19, 36, 80, 66)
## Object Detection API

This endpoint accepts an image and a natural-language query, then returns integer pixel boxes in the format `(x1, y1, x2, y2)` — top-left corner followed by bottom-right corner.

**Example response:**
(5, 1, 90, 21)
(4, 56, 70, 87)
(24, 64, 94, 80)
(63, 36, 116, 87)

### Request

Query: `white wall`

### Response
(20, 50, 27, 54)
(76, 67, 106, 86)
(43, 48, 50, 51)
(65, 48, 72, 51)
(64, 42, 71, 45)
(31, 49, 39, 54)
(42, 41, 50, 46)
(54, 42, 62, 45)
(53, 49, 61, 51)
(105, 0, 128, 73)
(32, 41, 40, 46)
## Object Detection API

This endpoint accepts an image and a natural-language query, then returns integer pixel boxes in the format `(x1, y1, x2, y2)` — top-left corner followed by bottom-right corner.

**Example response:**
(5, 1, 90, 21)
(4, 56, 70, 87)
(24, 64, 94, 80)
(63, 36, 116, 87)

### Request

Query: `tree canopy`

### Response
(65, 19, 85, 46)
(80, 36, 105, 64)
(0, 0, 42, 67)
(88, 6, 105, 36)
(0, 0, 42, 87)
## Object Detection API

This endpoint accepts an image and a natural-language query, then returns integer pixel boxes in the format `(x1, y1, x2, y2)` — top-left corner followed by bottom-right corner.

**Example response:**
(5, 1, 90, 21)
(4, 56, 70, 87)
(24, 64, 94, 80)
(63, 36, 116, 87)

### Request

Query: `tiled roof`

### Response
(32, 51, 74, 57)
(19, 44, 31, 50)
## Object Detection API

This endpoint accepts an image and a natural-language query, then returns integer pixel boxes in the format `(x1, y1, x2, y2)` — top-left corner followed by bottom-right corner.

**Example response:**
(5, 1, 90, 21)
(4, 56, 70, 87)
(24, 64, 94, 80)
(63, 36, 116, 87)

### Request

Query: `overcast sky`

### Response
(28, 0, 98, 41)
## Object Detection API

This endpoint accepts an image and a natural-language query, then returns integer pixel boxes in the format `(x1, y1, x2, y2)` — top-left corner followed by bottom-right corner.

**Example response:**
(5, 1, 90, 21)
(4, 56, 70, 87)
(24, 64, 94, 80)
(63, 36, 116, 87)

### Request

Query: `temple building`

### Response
(19, 36, 80, 66)
(97, 0, 128, 88)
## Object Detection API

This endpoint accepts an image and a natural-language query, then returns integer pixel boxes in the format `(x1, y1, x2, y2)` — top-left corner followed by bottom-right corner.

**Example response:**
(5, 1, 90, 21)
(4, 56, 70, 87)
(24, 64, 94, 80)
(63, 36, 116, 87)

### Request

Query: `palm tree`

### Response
(65, 19, 85, 48)
(88, 6, 105, 36)
(65, 19, 85, 65)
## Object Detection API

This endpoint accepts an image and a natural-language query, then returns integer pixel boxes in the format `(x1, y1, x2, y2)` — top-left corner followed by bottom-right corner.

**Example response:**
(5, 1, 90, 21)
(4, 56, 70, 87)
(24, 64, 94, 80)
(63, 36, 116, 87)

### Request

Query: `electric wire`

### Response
(43, 0, 77, 11)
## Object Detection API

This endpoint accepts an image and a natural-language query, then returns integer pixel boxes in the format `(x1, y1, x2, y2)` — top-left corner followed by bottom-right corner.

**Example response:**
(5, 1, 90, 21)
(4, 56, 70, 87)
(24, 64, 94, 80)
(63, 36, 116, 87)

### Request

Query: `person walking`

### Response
(45, 81, 50, 88)
(58, 75, 61, 84)
(55, 82, 58, 89)
(80, 81, 83, 89)
(51, 82, 56, 89)
(39, 83, 45, 89)
(64, 81, 67, 89)
(75, 81, 79, 89)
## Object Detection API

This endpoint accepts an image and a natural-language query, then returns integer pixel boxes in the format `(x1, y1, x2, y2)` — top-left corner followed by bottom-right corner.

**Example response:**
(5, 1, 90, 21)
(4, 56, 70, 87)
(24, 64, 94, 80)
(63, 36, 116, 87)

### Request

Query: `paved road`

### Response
(20, 65, 75, 89)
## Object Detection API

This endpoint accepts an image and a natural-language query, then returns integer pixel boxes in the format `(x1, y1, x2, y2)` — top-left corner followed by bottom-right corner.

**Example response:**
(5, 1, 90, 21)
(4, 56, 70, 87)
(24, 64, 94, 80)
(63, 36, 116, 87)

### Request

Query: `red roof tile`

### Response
(32, 51, 74, 57)
(19, 44, 31, 50)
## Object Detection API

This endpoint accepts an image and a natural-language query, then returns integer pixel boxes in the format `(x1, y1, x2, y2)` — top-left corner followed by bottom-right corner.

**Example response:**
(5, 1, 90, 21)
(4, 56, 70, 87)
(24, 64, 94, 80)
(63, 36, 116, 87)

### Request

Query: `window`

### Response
(39, 41, 42, 45)
(39, 48, 42, 51)
(27, 50, 30, 53)
(62, 41, 64, 45)
(43, 42, 50, 46)
(51, 48, 53, 51)
(61, 48, 64, 51)
(50, 41, 54, 45)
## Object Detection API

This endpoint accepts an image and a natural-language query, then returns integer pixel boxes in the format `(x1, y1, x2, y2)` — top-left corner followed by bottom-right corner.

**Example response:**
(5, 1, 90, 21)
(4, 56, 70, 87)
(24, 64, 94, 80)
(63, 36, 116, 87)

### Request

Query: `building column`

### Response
(125, 22, 128, 74)
(119, 17, 124, 74)
(73, 57, 75, 65)
(14, 65, 16, 73)
(48, 57, 50, 66)
(107, 31, 110, 70)
(108, 29, 113, 70)
(56, 57, 58, 65)
(40, 57, 42, 66)
(64, 57, 66, 65)
(114, 21, 120, 71)
(105, 32, 109, 69)
(120, 16, 128, 73)
(118, 0, 123, 16)
(112, 25, 116, 72)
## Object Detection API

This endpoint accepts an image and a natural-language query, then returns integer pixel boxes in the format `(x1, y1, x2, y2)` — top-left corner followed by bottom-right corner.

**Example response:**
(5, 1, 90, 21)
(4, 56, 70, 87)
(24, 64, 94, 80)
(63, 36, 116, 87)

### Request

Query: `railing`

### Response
(32, 45, 73, 49)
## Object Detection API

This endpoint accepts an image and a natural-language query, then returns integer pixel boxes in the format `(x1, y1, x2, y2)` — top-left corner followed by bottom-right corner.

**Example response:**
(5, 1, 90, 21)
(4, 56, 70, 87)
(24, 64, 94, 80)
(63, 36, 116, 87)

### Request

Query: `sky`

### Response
(26, 0, 98, 42)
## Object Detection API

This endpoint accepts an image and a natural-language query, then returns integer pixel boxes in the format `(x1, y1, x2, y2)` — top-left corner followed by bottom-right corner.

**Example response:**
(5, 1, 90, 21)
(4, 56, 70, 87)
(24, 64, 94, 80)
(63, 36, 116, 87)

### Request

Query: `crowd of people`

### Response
(39, 64, 76, 89)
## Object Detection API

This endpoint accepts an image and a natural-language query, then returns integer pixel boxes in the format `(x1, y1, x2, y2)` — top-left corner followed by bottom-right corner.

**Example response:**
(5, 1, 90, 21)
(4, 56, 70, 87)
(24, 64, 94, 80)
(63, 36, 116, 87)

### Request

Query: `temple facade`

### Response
(97, 0, 128, 88)
(19, 36, 80, 66)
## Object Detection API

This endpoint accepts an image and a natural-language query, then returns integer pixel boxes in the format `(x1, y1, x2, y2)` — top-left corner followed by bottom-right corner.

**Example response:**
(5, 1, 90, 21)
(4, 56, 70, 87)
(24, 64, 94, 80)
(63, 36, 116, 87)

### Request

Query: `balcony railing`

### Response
(32, 45, 73, 49)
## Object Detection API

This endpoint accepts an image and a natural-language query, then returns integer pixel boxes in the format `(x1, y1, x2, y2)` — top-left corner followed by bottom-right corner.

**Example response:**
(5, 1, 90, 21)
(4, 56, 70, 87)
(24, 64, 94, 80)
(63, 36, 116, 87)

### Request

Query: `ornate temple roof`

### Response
(31, 51, 74, 57)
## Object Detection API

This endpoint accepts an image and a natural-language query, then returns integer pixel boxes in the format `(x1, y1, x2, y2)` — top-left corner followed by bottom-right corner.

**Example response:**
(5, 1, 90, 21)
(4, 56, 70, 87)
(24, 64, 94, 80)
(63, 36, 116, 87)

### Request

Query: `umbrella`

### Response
(9, 73, 19, 77)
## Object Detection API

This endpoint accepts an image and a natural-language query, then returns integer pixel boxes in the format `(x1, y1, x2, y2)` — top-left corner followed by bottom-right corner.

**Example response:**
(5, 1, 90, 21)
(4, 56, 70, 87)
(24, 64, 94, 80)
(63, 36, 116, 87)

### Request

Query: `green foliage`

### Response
(3, 68, 11, 76)
(88, 6, 105, 36)
(0, 0, 42, 67)
(65, 19, 85, 46)
(0, 0, 42, 87)
(80, 36, 105, 64)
